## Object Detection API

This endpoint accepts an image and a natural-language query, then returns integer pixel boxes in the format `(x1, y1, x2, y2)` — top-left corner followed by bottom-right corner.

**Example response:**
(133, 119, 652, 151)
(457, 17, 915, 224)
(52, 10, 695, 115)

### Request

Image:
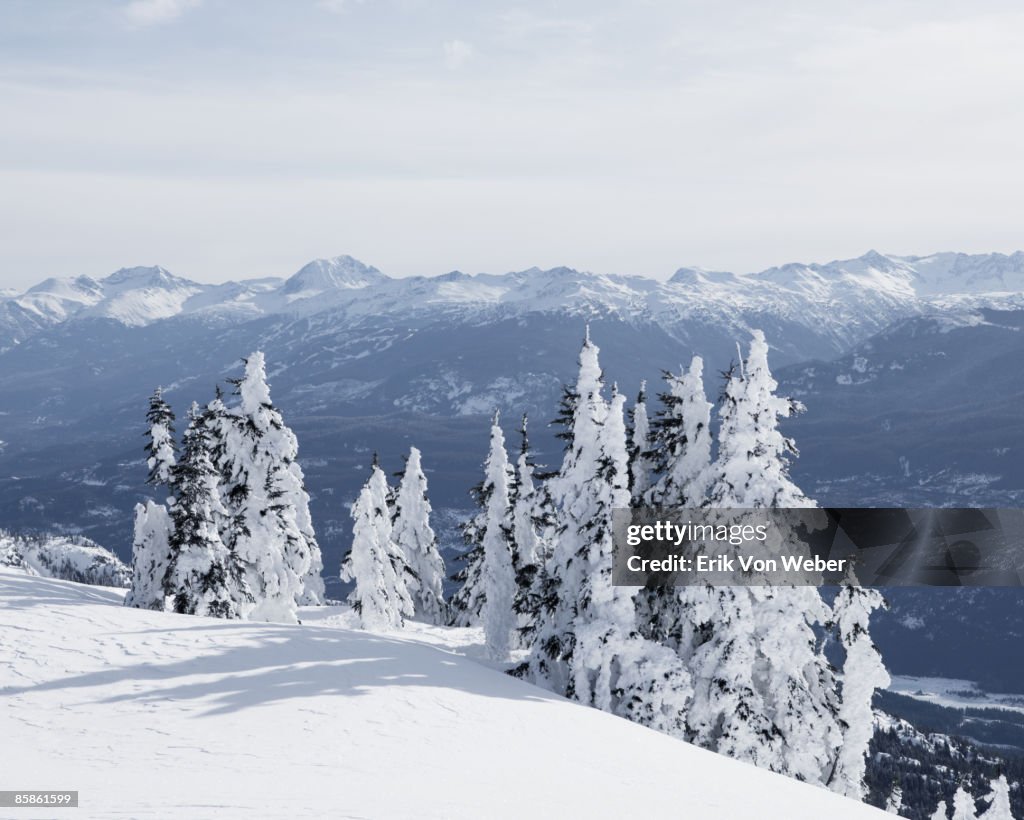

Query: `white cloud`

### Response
(443, 40, 474, 70)
(121, 0, 202, 28)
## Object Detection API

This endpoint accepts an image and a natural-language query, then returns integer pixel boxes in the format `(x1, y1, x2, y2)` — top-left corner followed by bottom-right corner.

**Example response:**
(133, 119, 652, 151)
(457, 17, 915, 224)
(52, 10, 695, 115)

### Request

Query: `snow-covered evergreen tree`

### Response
(933, 801, 949, 820)
(392, 446, 446, 624)
(144, 387, 177, 488)
(525, 333, 694, 736)
(569, 387, 694, 734)
(511, 414, 557, 647)
(980, 775, 1014, 819)
(124, 500, 172, 610)
(216, 352, 324, 622)
(127, 387, 176, 610)
(708, 330, 809, 508)
(886, 783, 904, 815)
(450, 422, 518, 629)
(628, 381, 654, 503)
(480, 413, 516, 661)
(526, 327, 609, 692)
(634, 357, 714, 654)
(687, 330, 841, 784)
(952, 786, 978, 820)
(829, 567, 890, 800)
(164, 404, 249, 618)
(448, 528, 485, 626)
(340, 470, 413, 630)
(644, 358, 713, 508)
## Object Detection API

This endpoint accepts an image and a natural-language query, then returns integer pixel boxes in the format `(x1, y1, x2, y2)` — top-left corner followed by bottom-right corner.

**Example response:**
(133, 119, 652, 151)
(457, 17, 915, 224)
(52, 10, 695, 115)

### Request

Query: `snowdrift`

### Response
(0, 569, 884, 819)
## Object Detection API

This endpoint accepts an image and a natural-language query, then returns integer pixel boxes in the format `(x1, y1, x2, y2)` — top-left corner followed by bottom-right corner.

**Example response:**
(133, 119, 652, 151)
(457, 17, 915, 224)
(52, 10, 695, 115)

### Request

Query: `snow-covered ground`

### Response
(0, 568, 884, 819)
(889, 675, 1024, 714)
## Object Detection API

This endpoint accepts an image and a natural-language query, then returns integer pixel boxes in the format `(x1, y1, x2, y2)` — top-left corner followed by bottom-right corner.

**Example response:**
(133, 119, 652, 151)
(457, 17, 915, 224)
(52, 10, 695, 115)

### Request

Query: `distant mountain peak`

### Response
(282, 256, 388, 295)
(101, 266, 195, 290)
(857, 249, 891, 267)
(669, 267, 738, 285)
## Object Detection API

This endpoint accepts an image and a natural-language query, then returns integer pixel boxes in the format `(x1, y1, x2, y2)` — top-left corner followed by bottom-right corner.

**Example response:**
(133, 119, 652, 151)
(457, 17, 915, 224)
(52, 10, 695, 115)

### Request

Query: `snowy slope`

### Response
(0, 568, 884, 819)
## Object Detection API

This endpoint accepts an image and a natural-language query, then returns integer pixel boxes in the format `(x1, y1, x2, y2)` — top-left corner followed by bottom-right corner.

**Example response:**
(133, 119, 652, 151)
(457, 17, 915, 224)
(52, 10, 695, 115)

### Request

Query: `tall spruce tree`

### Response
(688, 330, 842, 784)
(952, 786, 978, 820)
(644, 357, 713, 507)
(126, 388, 177, 610)
(526, 331, 695, 737)
(164, 404, 249, 618)
(829, 567, 890, 800)
(124, 500, 172, 610)
(449, 425, 516, 628)
(217, 352, 324, 622)
(341, 472, 412, 630)
(448, 479, 487, 627)
(392, 446, 447, 624)
(144, 387, 177, 488)
(635, 357, 714, 650)
(980, 775, 1014, 819)
(511, 414, 557, 647)
(628, 381, 654, 503)
(569, 386, 694, 734)
(525, 327, 609, 693)
(480, 413, 516, 660)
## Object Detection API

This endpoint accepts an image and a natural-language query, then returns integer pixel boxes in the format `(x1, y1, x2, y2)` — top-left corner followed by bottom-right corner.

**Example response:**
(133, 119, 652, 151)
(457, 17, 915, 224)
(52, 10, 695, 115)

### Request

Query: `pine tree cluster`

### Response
(438, 326, 894, 802)
(125, 352, 325, 623)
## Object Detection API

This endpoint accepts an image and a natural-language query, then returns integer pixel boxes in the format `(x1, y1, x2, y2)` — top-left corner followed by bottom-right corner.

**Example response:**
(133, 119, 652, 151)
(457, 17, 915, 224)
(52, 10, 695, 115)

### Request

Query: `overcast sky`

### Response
(2, 0, 1023, 288)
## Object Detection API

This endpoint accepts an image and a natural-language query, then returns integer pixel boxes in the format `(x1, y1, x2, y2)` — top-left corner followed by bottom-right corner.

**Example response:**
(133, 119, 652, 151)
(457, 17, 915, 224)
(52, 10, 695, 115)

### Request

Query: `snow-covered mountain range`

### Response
(5, 250, 1024, 353)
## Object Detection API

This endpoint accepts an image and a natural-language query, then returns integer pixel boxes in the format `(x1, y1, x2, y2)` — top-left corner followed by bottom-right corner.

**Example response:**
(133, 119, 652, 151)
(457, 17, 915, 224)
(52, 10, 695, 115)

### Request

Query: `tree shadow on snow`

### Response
(0, 572, 125, 609)
(2, 616, 557, 716)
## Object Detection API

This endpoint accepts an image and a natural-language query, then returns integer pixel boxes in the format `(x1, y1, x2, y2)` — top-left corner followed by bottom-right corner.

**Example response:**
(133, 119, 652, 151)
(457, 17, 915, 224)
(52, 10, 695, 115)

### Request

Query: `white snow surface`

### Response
(0, 568, 885, 819)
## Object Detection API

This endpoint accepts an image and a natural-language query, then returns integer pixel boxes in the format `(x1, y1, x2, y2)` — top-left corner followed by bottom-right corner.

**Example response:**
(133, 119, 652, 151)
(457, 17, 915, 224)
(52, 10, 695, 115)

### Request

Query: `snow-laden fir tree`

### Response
(448, 519, 485, 626)
(126, 387, 177, 610)
(829, 567, 890, 800)
(635, 357, 714, 649)
(216, 352, 324, 622)
(392, 446, 447, 624)
(980, 775, 1014, 820)
(644, 358, 713, 508)
(952, 786, 978, 820)
(480, 412, 516, 660)
(164, 404, 249, 618)
(886, 783, 904, 815)
(449, 428, 517, 628)
(447, 478, 489, 628)
(341, 463, 415, 630)
(525, 327, 609, 693)
(569, 386, 694, 734)
(933, 801, 950, 820)
(628, 381, 654, 503)
(511, 414, 557, 647)
(708, 330, 809, 508)
(688, 330, 842, 784)
(124, 500, 172, 610)
(526, 331, 695, 735)
(144, 387, 177, 488)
